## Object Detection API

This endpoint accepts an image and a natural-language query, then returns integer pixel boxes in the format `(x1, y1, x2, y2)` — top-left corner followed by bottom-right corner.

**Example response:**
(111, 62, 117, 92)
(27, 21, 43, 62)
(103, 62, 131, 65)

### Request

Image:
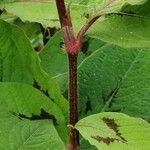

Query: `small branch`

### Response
(77, 0, 116, 41)
(77, 10, 141, 42)
(77, 15, 101, 41)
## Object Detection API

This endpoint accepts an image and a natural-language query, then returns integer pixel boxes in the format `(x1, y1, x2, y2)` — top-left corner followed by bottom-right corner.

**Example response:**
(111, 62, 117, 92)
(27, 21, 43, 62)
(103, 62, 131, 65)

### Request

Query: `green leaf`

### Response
(86, 0, 150, 48)
(0, 19, 68, 118)
(0, 82, 68, 144)
(106, 49, 150, 121)
(76, 112, 150, 150)
(0, 1, 59, 28)
(0, 118, 65, 150)
(8, 120, 65, 150)
(78, 43, 150, 121)
(87, 15, 150, 48)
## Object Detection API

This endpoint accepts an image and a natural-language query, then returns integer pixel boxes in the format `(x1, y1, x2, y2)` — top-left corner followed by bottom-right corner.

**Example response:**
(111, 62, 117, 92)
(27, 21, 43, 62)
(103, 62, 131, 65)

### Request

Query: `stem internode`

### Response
(68, 53, 79, 150)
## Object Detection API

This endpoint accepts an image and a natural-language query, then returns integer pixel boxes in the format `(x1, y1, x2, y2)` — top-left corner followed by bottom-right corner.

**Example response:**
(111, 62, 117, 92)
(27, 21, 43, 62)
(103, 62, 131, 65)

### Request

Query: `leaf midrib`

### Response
(17, 122, 42, 150)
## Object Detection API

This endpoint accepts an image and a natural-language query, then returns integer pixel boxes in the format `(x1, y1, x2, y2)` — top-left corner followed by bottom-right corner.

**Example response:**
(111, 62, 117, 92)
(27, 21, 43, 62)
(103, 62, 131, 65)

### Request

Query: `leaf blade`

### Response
(76, 112, 150, 150)
(0, 82, 68, 144)
(0, 19, 68, 119)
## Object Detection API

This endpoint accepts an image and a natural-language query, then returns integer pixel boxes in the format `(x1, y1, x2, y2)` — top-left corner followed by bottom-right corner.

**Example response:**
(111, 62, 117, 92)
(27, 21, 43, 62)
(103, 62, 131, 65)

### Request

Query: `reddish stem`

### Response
(55, 1, 80, 150)
(68, 53, 79, 150)
(55, 0, 79, 54)
(55, 1, 101, 150)
(55, 0, 72, 27)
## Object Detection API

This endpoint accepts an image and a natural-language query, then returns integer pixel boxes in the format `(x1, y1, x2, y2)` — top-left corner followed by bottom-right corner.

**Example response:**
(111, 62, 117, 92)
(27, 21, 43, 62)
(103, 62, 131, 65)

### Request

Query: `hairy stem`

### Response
(55, 1, 79, 149)
(55, 0, 77, 53)
(55, 0, 72, 27)
(68, 53, 79, 150)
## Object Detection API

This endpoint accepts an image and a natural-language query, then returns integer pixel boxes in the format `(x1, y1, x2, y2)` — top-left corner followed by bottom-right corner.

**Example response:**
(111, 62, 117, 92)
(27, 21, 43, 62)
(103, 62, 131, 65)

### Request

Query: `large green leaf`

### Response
(76, 112, 150, 150)
(0, 0, 59, 27)
(78, 44, 150, 121)
(0, 19, 68, 118)
(87, 15, 150, 48)
(13, 120, 66, 150)
(0, 82, 68, 144)
(86, 0, 150, 48)
(0, 119, 65, 150)
(106, 49, 150, 121)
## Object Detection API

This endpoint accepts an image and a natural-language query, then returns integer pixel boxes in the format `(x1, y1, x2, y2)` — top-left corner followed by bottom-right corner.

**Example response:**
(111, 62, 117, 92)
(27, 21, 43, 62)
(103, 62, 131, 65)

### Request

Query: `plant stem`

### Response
(55, 0, 72, 27)
(55, 1, 79, 149)
(68, 53, 79, 150)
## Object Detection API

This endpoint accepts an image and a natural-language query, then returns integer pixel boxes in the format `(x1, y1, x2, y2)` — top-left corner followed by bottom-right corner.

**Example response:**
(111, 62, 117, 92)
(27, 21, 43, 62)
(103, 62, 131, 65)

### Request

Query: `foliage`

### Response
(0, 19, 68, 118)
(1, 0, 150, 47)
(0, 0, 150, 149)
(0, 82, 66, 149)
(76, 112, 150, 150)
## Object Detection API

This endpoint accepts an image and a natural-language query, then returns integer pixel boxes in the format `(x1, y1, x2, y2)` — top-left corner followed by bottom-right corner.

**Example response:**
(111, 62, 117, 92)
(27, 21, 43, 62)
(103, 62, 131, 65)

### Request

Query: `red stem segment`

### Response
(55, 0, 77, 54)
(55, 0, 72, 27)
(68, 53, 79, 150)
(55, 1, 79, 149)
(55, 1, 101, 149)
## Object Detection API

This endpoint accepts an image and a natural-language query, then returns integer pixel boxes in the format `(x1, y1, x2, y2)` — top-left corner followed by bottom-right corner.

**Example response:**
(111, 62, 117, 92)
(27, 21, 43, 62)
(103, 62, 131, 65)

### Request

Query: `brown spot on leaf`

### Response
(91, 136, 118, 145)
(91, 117, 127, 145)
(103, 117, 127, 143)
